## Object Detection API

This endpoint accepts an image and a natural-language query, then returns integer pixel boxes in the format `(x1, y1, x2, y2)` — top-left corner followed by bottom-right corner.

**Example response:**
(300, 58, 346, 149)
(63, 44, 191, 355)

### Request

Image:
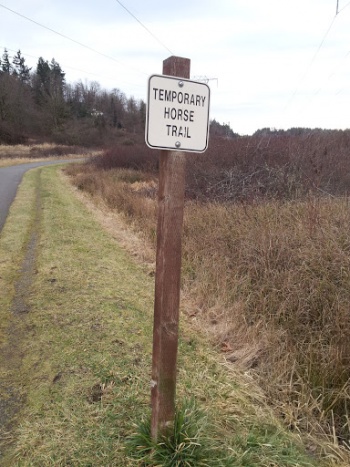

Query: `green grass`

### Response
(0, 165, 337, 466)
(126, 400, 233, 466)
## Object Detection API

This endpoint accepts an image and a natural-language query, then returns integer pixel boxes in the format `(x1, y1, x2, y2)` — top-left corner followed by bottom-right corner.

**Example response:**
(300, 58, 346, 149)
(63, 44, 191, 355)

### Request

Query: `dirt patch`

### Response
(0, 315, 26, 460)
(11, 231, 38, 315)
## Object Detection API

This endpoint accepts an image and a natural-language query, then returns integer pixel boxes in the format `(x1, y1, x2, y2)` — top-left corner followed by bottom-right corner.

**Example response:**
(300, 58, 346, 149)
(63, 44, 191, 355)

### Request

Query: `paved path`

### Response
(0, 159, 82, 233)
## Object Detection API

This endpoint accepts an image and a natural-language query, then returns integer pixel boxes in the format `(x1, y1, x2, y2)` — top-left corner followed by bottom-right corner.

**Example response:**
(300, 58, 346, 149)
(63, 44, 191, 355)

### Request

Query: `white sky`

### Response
(1, 0, 349, 135)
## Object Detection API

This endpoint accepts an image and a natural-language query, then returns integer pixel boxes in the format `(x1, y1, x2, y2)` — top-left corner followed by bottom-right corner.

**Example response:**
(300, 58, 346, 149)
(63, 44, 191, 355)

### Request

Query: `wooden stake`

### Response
(151, 56, 190, 440)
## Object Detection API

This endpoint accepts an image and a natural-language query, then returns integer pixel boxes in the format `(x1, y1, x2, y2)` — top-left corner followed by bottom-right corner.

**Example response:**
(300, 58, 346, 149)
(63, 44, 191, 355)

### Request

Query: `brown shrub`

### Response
(29, 145, 87, 158)
(94, 131, 350, 203)
(91, 144, 157, 172)
(186, 131, 350, 202)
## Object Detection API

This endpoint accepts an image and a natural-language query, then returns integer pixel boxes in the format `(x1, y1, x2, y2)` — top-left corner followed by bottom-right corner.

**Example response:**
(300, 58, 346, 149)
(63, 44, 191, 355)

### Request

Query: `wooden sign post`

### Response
(146, 56, 210, 440)
(150, 56, 190, 440)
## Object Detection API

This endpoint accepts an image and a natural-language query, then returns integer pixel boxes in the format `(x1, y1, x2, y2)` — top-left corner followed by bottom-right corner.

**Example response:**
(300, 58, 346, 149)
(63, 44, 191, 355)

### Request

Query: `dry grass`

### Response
(0, 165, 324, 466)
(67, 163, 158, 246)
(65, 154, 350, 457)
(181, 198, 350, 443)
(0, 143, 100, 166)
(0, 143, 59, 159)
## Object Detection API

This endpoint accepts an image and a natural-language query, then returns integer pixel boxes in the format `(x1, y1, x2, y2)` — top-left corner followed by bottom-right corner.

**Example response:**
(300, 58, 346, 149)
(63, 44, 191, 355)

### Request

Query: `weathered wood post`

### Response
(150, 56, 190, 440)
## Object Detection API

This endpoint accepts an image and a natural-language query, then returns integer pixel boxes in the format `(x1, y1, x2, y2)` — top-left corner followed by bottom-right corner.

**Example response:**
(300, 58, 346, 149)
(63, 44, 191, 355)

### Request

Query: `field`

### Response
(0, 164, 329, 466)
(65, 130, 350, 454)
(1, 131, 350, 465)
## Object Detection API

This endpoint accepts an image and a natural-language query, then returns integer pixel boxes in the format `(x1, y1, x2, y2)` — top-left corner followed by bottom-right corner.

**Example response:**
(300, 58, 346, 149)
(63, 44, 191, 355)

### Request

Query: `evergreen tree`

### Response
(1, 49, 12, 74)
(139, 99, 146, 127)
(35, 57, 51, 99)
(33, 57, 67, 128)
(12, 50, 31, 83)
(210, 119, 238, 138)
(49, 58, 65, 98)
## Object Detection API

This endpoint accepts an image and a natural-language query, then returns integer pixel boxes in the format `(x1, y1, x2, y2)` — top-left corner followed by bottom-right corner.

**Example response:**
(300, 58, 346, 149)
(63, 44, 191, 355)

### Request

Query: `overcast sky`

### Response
(1, 0, 349, 135)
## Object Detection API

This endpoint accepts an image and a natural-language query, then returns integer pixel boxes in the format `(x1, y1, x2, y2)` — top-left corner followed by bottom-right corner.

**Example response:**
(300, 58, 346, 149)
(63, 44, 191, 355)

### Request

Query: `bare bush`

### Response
(186, 131, 350, 201)
(93, 131, 350, 203)
(91, 144, 158, 172)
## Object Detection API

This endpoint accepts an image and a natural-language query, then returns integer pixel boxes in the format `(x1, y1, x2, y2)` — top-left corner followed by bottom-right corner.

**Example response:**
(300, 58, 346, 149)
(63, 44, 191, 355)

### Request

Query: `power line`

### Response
(0, 3, 148, 76)
(337, 1, 350, 14)
(284, 15, 337, 110)
(296, 44, 350, 115)
(0, 46, 145, 89)
(115, 0, 174, 55)
(285, 0, 350, 115)
(1, 46, 99, 78)
(285, 1, 350, 111)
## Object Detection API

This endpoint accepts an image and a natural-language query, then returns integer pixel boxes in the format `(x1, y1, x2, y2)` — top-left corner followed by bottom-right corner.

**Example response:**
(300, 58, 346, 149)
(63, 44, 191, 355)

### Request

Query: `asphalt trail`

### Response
(0, 160, 82, 233)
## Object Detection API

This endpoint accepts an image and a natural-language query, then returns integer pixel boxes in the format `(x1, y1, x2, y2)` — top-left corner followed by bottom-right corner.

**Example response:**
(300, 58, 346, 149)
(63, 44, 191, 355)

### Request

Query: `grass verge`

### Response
(0, 165, 337, 466)
(0, 143, 100, 167)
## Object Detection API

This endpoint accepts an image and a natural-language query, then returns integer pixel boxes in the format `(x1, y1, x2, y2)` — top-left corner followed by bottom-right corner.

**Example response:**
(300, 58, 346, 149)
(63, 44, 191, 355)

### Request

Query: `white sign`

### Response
(146, 74, 210, 153)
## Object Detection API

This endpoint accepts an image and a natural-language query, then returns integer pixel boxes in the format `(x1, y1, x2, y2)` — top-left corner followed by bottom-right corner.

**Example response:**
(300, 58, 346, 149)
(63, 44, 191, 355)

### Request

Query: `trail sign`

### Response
(146, 74, 210, 153)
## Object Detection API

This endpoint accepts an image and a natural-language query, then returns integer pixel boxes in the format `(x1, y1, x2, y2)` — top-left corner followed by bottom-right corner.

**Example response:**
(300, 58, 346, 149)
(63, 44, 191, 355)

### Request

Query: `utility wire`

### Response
(338, 1, 350, 14)
(0, 3, 148, 76)
(284, 15, 337, 110)
(1, 46, 145, 88)
(307, 45, 350, 101)
(115, 0, 174, 55)
(285, 1, 350, 110)
(285, 1, 350, 113)
(1, 46, 105, 78)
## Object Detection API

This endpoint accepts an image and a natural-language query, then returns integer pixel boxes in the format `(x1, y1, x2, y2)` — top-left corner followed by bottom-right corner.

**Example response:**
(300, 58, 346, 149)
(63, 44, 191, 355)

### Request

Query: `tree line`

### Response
(0, 48, 146, 145)
(5, 48, 320, 147)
